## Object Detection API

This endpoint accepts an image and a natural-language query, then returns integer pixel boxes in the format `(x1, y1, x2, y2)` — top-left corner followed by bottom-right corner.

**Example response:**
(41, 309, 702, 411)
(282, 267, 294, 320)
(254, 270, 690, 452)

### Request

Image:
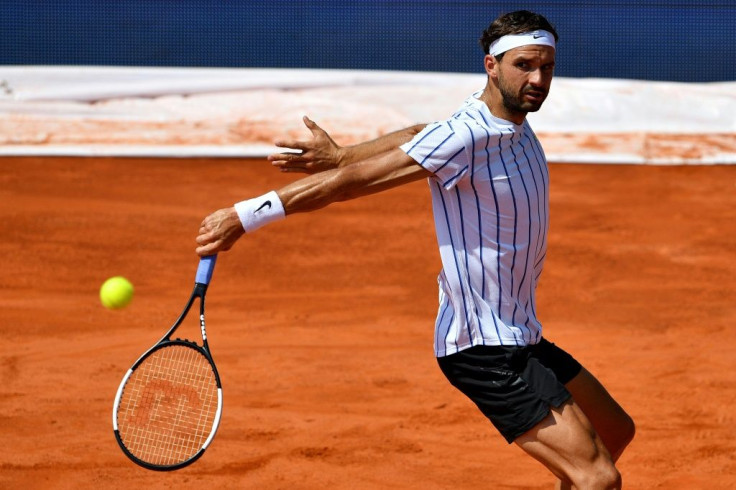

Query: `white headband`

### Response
(488, 30, 556, 56)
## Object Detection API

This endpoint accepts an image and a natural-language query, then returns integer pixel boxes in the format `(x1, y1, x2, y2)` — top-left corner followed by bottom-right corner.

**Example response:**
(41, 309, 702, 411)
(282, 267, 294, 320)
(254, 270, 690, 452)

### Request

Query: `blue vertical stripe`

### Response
(524, 129, 549, 262)
(508, 131, 534, 344)
(443, 310, 456, 349)
(525, 132, 549, 277)
(527, 131, 550, 208)
(524, 129, 548, 344)
(453, 182, 484, 344)
(435, 181, 473, 347)
(464, 121, 486, 304)
(464, 122, 487, 316)
(521, 132, 546, 342)
(521, 133, 545, 266)
(485, 128, 504, 342)
(454, 184, 481, 342)
(435, 296, 451, 351)
(497, 130, 521, 346)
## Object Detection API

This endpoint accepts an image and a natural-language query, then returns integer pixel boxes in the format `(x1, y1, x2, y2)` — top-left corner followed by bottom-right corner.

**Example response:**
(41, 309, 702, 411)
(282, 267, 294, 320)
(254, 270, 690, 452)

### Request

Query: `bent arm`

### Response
(195, 148, 431, 255)
(337, 124, 426, 168)
(269, 116, 425, 173)
(278, 147, 430, 214)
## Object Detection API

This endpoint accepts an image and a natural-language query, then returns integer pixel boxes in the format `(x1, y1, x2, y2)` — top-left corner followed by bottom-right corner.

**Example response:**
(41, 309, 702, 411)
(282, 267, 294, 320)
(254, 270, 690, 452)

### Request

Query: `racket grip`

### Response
(195, 254, 218, 285)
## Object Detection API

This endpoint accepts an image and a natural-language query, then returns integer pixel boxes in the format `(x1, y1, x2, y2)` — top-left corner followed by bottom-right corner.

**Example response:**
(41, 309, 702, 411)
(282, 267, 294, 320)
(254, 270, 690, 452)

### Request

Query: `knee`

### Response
(599, 463, 622, 489)
(600, 464, 622, 490)
(576, 459, 621, 490)
(571, 434, 623, 490)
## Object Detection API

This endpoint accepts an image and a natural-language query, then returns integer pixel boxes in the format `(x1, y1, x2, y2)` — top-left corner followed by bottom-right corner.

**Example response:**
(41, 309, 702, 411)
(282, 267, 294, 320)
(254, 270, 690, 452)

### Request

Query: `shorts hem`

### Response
(502, 391, 573, 444)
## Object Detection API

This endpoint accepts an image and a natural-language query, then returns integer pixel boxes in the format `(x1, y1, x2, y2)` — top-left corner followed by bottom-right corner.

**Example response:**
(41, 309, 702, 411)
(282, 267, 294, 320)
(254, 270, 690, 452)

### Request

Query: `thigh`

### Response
(565, 367, 635, 461)
(515, 398, 614, 486)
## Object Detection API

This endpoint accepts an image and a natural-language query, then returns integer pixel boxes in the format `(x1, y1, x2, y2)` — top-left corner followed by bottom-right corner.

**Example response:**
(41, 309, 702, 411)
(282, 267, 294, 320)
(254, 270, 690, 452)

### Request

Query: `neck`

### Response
(480, 86, 526, 125)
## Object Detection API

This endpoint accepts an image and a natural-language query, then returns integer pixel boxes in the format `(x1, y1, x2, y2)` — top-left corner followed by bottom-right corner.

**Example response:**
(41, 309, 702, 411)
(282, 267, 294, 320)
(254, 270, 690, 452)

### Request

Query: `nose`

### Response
(529, 68, 545, 87)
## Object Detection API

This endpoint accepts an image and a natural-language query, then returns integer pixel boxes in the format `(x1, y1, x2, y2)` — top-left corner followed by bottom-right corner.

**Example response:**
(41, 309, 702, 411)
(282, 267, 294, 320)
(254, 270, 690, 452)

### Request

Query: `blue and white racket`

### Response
(112, 255, 223, 471)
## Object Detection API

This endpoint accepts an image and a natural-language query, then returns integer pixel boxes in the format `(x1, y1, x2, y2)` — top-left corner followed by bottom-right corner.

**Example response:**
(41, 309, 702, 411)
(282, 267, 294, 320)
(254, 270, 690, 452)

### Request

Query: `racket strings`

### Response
(117, 344, 219, 466)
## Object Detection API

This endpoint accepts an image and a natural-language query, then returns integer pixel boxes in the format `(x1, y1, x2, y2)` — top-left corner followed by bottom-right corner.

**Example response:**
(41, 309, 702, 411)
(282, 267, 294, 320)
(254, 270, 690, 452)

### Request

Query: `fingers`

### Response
(303, 115, 325, 136)
(195, 237, 217, 256)
(196, 242, 231, 257)
(273, 139, 307, 151)
(195, 207, 245, 256)
(195, 213, 221, 254)
(195, 228, 213, 245)
(195, 226, 218, 256)
(268, 150, 314, 173)
(271, 116, 323, 150)
(268, 115, 335, 174)
(195, 242, 219, 257)
(267, 151, 306, 163)
(196, 229, 233, 256)
(196, 235, 233, 256)
(270, 160, 319, 174)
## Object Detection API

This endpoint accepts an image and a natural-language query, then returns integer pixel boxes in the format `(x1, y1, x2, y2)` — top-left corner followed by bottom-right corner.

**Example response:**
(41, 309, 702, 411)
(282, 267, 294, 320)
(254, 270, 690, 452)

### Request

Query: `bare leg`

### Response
(515, 399, 621, 489)
(552, 368, 636, 489)
(565, 367, 635, 461)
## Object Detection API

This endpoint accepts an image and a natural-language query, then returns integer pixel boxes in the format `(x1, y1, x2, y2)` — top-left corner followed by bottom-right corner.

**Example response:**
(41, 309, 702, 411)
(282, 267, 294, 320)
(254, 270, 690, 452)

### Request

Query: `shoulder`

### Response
(448, 110, 508, 150)
(399, 123, 463, 173)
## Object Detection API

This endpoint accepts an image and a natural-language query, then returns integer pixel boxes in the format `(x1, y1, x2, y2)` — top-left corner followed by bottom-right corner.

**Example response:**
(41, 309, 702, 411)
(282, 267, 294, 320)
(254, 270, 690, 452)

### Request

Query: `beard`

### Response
(498, 75, 548, 115)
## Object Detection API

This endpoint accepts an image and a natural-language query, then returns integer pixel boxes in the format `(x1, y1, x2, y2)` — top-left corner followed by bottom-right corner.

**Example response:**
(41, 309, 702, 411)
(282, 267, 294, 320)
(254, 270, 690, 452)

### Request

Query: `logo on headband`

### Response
(488, 30, 556, 56)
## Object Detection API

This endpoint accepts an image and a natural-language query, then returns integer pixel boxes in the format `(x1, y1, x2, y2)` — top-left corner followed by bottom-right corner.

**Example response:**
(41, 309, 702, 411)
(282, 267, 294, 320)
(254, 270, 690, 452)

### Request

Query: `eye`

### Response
(515, 61, 530, 70)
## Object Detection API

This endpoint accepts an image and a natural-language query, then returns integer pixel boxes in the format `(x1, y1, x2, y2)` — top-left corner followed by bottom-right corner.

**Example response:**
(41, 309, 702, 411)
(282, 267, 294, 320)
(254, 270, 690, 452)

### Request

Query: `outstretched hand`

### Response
(195, 207, 244, 256)
(268, 116, 343, 174)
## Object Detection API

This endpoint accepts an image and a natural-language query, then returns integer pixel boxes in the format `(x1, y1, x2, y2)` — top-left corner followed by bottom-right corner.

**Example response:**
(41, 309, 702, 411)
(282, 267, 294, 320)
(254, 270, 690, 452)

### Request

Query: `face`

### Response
(487, 45, 556, 121)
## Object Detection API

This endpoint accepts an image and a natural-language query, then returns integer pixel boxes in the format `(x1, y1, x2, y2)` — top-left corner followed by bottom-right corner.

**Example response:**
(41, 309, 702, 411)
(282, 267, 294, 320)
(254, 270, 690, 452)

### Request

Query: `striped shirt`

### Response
(400, 92, 550, 357)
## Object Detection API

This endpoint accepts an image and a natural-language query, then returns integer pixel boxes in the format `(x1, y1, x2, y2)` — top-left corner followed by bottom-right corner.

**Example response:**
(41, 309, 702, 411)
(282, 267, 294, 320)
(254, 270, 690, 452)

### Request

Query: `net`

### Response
(116, 343, 219, 466)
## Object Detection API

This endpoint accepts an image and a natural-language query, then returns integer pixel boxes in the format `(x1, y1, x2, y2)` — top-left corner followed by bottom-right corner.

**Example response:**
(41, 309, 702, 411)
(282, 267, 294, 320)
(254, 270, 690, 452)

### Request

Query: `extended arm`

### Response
(196, 147, 431, 256)
(268, 116, 426, 173)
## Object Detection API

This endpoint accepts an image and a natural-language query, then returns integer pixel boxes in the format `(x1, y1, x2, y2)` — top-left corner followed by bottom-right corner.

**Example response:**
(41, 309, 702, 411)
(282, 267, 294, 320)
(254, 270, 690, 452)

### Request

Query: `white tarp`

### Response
(0, 66, 734, 164)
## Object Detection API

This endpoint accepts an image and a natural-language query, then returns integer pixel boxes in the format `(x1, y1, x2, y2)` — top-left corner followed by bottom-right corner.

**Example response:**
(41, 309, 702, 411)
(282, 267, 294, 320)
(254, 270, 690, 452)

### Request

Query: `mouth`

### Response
(523, 89, 547, 104)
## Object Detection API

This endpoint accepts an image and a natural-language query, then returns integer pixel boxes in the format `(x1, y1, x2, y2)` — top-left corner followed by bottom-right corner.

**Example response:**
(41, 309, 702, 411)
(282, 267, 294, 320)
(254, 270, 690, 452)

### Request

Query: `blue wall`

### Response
(1, 1, 734, 82)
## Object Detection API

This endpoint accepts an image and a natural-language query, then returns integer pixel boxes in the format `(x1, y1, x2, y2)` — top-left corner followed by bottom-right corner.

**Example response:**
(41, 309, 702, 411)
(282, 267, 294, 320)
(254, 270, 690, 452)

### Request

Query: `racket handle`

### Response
(195, 254, 218, 286)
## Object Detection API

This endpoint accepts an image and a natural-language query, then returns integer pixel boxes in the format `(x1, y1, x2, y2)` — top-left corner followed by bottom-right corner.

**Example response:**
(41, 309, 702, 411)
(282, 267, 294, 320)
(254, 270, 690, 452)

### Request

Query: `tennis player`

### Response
(197, 10, 634, 489)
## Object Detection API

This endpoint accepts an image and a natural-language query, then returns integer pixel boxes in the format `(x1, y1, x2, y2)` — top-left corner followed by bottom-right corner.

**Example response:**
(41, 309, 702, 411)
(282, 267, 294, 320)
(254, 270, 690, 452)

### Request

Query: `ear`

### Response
(484, 54, 499, 80)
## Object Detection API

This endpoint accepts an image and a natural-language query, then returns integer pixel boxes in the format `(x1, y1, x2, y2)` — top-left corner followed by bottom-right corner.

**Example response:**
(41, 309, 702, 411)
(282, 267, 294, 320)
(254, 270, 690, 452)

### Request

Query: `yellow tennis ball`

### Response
(100, 276, 134, 310)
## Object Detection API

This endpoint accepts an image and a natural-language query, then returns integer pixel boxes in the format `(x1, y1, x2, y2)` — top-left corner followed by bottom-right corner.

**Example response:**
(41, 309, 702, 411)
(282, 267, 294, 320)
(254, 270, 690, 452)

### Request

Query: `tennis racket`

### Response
(112, 254, 222, 471)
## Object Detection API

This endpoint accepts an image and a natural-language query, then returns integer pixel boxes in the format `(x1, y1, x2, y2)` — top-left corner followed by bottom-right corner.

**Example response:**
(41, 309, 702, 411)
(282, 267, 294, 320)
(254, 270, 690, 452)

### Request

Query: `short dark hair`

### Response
(479, 10, 559, 60)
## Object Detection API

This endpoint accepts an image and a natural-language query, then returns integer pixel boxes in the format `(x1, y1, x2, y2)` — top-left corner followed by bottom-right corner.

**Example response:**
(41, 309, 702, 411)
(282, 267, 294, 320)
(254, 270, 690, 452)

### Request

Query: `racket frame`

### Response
(112, 255, 222, 471)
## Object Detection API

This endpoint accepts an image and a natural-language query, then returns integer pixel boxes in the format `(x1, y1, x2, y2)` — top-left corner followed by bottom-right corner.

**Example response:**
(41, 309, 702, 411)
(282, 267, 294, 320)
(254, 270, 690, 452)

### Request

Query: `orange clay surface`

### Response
(1, 157, 735, 489)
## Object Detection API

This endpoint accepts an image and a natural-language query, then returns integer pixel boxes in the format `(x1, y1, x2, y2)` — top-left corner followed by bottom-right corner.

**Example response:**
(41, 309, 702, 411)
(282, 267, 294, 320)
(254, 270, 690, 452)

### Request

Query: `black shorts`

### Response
(437, 338, 582, 444)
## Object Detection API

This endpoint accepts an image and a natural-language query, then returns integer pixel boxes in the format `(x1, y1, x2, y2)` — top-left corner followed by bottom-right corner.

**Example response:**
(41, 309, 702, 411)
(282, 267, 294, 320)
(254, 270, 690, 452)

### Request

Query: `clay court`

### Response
(1, 157, 734, 489)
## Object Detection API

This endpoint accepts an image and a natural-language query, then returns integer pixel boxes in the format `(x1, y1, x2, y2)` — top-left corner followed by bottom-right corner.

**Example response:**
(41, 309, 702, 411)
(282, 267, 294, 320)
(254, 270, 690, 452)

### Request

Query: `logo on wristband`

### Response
(255, 200, 272, 213)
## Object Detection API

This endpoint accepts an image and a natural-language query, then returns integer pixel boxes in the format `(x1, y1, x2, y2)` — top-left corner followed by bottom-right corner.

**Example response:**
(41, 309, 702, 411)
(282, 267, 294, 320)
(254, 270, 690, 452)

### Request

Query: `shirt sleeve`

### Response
(399, 120, 471, 190)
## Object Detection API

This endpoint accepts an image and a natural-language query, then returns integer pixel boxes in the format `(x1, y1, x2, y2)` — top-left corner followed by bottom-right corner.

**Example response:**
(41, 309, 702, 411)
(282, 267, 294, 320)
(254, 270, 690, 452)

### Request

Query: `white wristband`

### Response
(234, 190, 286, 233)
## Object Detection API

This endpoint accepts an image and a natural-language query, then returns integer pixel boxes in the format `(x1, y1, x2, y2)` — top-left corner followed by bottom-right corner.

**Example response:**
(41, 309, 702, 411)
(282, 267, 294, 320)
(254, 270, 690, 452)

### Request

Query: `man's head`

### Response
(479, 10, 559, 61)
(479, 11, 559, 122)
